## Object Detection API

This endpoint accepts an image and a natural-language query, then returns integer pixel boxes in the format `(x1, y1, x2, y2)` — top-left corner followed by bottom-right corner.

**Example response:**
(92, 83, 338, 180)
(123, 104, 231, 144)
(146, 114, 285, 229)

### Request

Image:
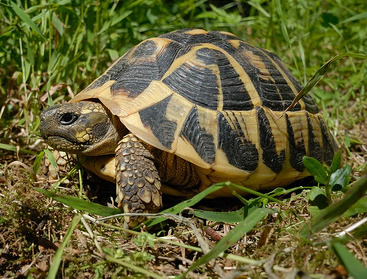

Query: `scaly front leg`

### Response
(115, 134, 163, 227)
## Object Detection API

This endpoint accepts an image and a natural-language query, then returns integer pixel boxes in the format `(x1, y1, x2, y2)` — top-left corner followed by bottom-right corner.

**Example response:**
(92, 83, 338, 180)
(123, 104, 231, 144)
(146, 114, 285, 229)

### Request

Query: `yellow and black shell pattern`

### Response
(71, 29, 337, 189)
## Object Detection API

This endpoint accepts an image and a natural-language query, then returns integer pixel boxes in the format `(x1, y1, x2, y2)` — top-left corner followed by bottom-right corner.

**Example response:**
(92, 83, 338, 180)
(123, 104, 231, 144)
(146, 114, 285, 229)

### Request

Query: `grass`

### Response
(1, 0, 367, 278)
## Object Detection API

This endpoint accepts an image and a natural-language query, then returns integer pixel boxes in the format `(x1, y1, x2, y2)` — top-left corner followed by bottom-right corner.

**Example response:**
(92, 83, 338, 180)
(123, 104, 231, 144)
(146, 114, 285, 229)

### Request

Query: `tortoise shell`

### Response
(71, 29, 337, 190)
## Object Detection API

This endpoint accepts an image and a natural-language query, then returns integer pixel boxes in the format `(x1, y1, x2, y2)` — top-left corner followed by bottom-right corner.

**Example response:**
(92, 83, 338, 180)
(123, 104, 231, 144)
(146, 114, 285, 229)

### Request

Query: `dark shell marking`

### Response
(180, 106, 216, 164)
(139, 95, 177, 149)
(217, 111, 258, 171)
(285, 114, 306, 172)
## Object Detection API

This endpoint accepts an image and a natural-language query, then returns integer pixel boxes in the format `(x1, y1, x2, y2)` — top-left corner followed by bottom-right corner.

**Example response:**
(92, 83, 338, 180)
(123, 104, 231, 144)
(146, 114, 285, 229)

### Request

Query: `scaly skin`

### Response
(115, 134, 162, 227)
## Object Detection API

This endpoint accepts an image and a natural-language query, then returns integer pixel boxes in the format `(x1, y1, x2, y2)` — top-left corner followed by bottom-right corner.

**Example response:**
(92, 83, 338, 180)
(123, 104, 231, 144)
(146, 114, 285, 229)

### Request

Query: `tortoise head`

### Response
(40, 101, 125, 156)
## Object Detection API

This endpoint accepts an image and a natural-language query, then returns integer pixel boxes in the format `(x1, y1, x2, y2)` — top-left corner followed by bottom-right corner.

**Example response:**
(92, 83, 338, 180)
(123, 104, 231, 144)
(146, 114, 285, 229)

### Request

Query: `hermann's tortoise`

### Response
(40, 29, 337, 227)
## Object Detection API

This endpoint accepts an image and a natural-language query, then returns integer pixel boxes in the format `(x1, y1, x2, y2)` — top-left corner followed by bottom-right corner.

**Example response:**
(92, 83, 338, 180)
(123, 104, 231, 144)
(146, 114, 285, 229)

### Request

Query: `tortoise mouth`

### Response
(43, 135, 88, 153)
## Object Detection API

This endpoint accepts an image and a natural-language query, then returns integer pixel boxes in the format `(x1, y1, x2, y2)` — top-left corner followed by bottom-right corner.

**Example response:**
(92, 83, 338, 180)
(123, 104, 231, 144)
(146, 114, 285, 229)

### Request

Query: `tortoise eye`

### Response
(60, 113, 78, 125)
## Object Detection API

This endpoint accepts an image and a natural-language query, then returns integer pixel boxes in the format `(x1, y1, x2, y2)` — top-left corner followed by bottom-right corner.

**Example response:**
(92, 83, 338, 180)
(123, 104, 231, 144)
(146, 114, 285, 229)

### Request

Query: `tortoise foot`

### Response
(115, 133, 162, 227)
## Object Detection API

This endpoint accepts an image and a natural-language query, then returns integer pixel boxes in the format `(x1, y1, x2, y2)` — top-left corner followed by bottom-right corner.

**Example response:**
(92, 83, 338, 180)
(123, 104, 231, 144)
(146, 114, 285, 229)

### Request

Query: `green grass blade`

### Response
(0, 143, 36, 155)
(343, 197, 367, 217)
(283, 52, 367, 113)
(47, 214, 81, 279)
(299, 167, 367, 238)
(51, 12, 64, 36)
(35, 188, 122, 216)
(275, 0, 290, 45)
(105, 254, 164, 279)
(331, 242, 367, 279)
(340, 11, 367, 24)
(32, 151, 44, 174)
(44, 149, 58, 169)
(146, 183, 226, 227)
(177, 208, 274, 278)
(10, 1, 47, 41)
(193, 207, 246, 223)
(146, 182, 282, 227)
(226, 183, 283, 203)
(247, 1, 270, 18)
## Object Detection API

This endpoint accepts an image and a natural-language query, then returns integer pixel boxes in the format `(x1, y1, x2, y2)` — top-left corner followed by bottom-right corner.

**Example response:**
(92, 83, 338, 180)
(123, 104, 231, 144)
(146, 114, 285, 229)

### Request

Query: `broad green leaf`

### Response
(303, 156, 328, 184)
(35, 188, 122, 217)
(299, 167, 367, 238)
(307, 186, 326, 201)
(177, 208, 274, 278)
(307, 186, 328, 209)
(329, 163, 352, 190)
(10, 1, 47, 41)
(331, 242, 367, 279)
(107, 49, 120, 61)
(330, 150, 342, 173)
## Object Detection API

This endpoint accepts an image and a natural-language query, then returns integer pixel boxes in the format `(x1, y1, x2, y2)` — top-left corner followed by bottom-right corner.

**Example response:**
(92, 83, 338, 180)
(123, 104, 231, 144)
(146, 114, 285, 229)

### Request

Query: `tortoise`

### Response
(40, 29, 337, 227)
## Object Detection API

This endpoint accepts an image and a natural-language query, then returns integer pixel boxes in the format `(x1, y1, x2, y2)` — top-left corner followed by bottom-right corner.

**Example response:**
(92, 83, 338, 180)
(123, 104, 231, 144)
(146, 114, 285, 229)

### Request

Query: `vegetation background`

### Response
(0, 0, 366, 278)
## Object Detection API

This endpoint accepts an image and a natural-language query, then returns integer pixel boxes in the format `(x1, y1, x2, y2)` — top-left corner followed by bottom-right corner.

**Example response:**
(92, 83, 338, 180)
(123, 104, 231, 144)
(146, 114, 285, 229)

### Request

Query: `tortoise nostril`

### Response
(60, 113, 78, 125)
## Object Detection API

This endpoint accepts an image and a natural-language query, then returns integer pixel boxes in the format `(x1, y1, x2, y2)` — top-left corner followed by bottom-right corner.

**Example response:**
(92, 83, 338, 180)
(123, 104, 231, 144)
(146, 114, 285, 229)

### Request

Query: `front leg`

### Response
(115, 133, 163, 227)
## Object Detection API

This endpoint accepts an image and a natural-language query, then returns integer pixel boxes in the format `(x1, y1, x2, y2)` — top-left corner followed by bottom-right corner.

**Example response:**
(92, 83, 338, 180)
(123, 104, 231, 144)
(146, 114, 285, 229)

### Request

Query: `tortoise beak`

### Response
(39, 105, 61, 139)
